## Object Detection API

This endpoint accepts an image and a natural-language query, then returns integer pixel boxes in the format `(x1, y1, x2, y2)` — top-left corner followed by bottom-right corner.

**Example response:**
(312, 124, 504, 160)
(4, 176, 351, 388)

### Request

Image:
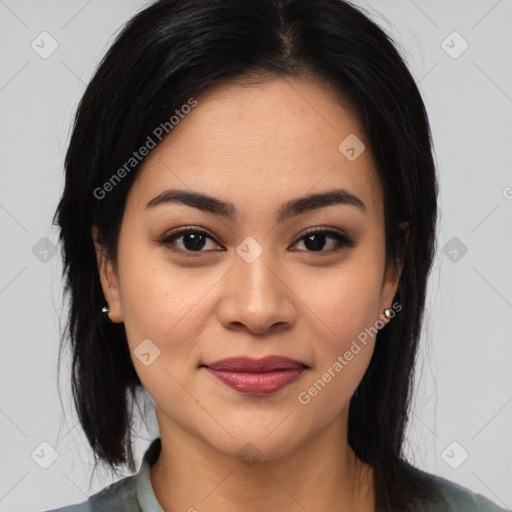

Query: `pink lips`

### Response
(203, 356, 307, 396)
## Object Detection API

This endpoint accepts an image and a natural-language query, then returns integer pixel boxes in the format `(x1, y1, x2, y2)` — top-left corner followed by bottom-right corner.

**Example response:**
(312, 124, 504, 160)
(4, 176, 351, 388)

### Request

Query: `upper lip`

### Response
(203, 356, 308, 372)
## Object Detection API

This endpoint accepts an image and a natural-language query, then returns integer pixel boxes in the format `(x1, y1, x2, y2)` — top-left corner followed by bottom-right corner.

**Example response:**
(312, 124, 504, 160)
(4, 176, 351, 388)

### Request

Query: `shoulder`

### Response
(41, 473, 139, 512)
(433, 475, 510, 512)
(406, 465, 510, 512)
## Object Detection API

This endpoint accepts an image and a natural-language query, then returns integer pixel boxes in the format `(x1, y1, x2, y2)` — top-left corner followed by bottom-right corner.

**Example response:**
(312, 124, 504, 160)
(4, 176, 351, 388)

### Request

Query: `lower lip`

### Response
(205, 367, 305, 396)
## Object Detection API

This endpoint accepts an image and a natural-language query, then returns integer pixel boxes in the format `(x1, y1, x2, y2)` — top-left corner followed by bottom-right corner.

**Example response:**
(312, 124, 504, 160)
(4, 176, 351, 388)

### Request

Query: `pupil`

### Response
(304, 233, 325, 251)
(184, 233, 205, 251)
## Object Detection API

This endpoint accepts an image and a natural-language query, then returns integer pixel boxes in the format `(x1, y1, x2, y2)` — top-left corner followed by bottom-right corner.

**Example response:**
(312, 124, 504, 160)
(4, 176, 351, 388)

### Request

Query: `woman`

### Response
(46, 0, 509, 511)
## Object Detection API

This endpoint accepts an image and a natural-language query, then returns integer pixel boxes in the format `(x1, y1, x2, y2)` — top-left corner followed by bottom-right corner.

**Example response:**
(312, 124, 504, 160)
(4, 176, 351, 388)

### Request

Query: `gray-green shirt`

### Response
(43, 438, 510, 512)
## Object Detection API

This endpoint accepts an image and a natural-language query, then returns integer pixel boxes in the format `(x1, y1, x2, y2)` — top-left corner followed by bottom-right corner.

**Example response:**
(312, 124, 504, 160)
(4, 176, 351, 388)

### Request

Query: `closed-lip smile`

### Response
(201, 356, 309, 396)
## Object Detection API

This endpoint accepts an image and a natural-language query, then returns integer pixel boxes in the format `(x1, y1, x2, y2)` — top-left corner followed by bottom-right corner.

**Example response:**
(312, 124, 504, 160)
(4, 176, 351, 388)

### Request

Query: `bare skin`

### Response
(93, 73, 403, 511)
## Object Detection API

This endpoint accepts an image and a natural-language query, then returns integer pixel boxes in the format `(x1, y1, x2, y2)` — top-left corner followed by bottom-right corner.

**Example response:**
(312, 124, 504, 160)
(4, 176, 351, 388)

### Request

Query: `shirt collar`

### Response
(135, 437, 165, 511)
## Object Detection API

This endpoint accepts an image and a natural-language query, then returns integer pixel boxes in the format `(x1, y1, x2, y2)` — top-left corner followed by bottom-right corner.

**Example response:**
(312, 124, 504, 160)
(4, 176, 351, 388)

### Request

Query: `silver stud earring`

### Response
(102, 304, 112, 322)
(383, 308, 393, 319)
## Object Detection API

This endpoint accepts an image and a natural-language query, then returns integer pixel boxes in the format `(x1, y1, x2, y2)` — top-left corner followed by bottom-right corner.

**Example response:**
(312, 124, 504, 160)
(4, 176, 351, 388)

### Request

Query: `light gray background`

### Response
(1, 0, 511, 510)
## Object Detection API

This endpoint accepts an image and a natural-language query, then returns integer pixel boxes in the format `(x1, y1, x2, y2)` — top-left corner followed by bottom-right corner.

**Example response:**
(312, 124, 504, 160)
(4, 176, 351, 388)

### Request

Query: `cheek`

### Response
(116, 251, 209, 412)
(295, 252, 385, 411)
(306, 258, 385, 352)
(296, 270, 381, 419)
(116, 242, 230, 402)
(117, 240, 215, 341)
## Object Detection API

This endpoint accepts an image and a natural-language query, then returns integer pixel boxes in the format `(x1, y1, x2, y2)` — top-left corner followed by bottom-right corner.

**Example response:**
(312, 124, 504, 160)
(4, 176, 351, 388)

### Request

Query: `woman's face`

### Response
(95, 75, 401, 461)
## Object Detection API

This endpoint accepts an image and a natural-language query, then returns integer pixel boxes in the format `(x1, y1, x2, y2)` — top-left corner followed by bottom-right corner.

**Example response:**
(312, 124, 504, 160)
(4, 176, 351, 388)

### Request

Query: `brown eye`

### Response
(160, 228, 222, 256)
(292, 229, 355, 254)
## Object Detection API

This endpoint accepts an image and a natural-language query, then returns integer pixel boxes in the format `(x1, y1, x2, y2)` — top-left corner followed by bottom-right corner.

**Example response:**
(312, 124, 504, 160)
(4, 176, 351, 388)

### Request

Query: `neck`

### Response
(150, 409, 374, 512)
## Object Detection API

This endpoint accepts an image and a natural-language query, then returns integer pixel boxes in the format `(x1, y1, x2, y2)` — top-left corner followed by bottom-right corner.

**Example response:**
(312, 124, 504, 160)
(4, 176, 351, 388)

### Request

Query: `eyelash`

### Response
(158, 226, 355, 258)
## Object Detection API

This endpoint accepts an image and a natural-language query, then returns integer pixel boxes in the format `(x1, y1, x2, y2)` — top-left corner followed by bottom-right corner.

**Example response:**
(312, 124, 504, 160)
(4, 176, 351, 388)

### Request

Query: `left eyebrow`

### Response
(145, 188, 367, 222)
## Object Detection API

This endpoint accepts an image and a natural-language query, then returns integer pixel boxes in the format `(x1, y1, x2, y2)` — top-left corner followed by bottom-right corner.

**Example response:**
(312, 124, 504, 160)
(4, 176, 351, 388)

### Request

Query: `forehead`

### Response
(127, 75, 382, 218)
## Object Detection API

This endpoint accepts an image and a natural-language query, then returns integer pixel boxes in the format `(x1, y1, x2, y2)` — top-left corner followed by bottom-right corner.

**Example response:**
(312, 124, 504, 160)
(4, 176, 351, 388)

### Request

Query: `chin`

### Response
(200, 425, 306, 465)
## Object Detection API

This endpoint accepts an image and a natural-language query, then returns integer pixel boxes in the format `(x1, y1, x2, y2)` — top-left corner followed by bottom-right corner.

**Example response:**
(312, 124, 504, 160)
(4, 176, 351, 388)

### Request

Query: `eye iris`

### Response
(183, 232, 206, 251)
(304, 233, 326, 251)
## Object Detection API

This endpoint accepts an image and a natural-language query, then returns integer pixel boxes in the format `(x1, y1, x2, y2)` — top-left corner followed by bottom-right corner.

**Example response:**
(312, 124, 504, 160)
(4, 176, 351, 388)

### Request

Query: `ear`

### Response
(91, 225, 123, 323)
(379, 221, 408, 321)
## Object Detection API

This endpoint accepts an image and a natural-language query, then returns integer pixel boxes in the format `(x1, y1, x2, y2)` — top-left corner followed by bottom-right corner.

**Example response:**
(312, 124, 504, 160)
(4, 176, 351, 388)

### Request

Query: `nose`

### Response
(216, 245, 297, 336)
